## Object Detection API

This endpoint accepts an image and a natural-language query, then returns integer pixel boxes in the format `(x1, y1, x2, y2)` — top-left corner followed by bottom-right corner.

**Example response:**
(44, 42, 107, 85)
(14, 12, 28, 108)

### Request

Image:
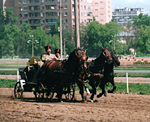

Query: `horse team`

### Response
(22, 47, 120, 102)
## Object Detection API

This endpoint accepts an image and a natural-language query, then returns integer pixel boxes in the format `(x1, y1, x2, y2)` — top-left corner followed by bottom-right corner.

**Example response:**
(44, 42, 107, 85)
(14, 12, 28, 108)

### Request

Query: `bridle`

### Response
(102, 49, 112, 64)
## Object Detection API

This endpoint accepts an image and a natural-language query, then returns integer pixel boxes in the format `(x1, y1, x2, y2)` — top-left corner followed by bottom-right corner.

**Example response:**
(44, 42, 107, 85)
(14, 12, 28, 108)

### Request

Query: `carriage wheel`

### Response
(65, 86, 75, 101)
(46, 92, 54, 100)
(14, 82, 23, 99)
(34, 83, 45, 99)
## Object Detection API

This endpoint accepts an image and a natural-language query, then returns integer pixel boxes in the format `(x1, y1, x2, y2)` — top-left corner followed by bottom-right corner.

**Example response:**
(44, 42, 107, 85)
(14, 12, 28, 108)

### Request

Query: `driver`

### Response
(55, 49, 62, 60)
(41, 45, 57, 63)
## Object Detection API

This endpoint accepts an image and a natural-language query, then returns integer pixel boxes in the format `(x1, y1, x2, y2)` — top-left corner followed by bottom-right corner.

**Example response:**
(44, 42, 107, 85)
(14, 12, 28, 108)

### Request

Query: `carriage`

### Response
(14, 56, 76, 101)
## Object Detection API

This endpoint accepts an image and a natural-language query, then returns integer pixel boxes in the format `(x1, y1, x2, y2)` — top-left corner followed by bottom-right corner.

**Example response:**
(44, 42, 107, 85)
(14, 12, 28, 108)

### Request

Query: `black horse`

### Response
(97, 51, 120, 98)
(36, 48, 88, 102)
(86, 47, 112, 102)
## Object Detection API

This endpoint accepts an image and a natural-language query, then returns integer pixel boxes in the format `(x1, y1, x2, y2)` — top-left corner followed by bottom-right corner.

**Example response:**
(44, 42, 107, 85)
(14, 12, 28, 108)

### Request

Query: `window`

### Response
(64, 12, 67, 16)
(24, 0, 28, 4)
(29, 19, 40, 24)
(41, 13, 44, 17)
(84, 5, 86, 10)
(84, 12, 86, 16)
(81, 19, 83, 22)
(65, 0, 67, 2)
(42, 20, 45, 24)
(19, 0, 22, 4)
(46, 12, 57, 16)
(81, 12, 83, 16)
(24, 6, 28, 11)
(64, 5, 67, 9)
(24, 20, 28, 23)
(19, 14, 22, 17)
(65, 19, 68, 23)
(65, 26, 68, 29)
(19, 7, 23, 11)
(20, 20, 22, 24)
(81, 5, 82, 9)
(46, 19, 57, 23)
(42, 0, 44, 2)
(87, 4, 92, 10)
(84, 19, 86, 23)
(24, 14, 28, 17)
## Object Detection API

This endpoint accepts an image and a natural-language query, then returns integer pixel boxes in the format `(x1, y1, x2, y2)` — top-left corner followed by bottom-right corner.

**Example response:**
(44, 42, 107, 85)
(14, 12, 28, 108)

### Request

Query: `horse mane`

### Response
(94, 49, 105, 65)
(68, 48, 81, 62)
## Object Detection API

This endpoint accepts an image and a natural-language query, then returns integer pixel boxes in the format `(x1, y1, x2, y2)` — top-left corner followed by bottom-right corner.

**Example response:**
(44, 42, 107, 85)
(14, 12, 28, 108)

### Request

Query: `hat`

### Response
(55, 49, 60, 54)
(44, 45, 51, 51)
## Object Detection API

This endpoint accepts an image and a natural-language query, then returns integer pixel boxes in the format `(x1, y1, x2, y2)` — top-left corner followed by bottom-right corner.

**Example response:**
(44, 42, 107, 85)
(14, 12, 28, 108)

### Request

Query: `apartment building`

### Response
(80, 0, 112, 24)
(112, 7, 144, 27)
(1, 0, 112, 33)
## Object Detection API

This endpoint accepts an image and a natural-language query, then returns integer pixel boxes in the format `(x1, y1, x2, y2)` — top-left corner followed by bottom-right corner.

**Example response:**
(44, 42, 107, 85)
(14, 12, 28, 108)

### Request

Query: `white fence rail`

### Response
(0, 69, 150, 93)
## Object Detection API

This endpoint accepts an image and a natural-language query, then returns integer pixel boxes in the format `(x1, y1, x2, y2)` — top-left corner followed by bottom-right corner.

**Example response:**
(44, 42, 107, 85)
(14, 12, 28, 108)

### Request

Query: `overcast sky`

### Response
(112, 0, 150, 15)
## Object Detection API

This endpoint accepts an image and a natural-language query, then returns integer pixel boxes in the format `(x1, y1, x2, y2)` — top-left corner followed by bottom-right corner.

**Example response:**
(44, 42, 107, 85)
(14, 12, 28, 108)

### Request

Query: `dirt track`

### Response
(0, 88, 150, 122)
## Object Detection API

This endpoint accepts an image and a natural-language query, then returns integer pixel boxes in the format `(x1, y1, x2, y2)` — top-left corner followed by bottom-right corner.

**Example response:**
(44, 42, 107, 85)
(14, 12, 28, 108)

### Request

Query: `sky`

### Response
(112, 0, 150, 15)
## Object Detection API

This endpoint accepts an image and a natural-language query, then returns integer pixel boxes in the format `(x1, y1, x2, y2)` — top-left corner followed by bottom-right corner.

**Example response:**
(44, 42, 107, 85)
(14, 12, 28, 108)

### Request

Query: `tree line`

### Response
(0, 7, 150, 58)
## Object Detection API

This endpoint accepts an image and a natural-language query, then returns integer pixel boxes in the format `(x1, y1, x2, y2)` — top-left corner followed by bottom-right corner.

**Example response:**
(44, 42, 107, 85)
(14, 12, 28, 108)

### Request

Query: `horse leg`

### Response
(97, 80, 107, 98)
(76, 82, 86, 102)
(89, 80, 96, 102)
(108, 79, 116, 93)
(78, 77, 90, 95)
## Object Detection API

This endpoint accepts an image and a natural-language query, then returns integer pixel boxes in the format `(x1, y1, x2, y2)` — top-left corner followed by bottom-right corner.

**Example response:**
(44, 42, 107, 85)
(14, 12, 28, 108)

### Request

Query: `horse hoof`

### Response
(97, 93, 103, 98)
(108, 90, 113, 93)
(91, 100, 93, 103)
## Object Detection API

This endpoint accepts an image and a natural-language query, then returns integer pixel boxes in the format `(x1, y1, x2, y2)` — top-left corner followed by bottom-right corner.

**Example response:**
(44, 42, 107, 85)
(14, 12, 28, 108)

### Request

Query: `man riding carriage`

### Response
(15, 45, 120, 102)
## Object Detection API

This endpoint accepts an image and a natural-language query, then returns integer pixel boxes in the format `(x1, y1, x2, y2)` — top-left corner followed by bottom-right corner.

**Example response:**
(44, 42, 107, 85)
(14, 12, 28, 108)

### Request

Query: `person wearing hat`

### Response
(55, 49, 62, 60)
(36, 45, 58, 81)
(41, 45, 57, 63)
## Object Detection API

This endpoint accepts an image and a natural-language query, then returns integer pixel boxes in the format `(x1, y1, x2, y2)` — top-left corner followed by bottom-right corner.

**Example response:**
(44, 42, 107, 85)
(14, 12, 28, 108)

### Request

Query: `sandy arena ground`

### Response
(0, 88, 150, 122)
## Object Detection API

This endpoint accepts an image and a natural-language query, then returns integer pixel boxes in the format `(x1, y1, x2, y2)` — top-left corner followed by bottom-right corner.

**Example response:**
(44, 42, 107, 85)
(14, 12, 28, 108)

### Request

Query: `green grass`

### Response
(115, 73, 150, 78)
(106, 82, 150, 95)
(0, 79, 17, 88)
(0, 71, 17, 75)
(1, 79, 149, 95)
(87, 82, 150, 95)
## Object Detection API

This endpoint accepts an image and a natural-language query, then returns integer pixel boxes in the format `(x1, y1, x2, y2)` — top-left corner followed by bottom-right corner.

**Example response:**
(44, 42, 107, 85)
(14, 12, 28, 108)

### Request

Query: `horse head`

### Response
(101, 47, 112, 64)
(68, 48, 87, 68)
(111, 51, 120, 67)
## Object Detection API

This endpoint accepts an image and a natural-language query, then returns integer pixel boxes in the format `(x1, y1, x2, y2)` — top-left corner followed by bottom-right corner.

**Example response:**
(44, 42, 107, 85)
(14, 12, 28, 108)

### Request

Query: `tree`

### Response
(80, 21, 122, 57)
(0, 7, 18, 58)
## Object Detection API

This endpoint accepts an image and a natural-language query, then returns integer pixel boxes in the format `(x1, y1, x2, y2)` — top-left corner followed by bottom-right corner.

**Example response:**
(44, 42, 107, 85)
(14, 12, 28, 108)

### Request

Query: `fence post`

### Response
(17, 69, 19, 82)
(126, 72, 129, 93)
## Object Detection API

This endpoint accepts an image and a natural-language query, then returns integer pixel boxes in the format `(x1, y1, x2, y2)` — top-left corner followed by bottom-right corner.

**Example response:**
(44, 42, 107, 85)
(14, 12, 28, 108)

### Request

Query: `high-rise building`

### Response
(80, 0, 112, 24)
(112, 7, 144, 27)
(1, 0, 112, 33)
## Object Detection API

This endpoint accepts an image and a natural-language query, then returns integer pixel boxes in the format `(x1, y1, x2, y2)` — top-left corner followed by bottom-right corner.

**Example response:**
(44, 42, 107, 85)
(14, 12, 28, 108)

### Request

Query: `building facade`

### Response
(112, 7, 144, 27)
(1, 0, 112, 33)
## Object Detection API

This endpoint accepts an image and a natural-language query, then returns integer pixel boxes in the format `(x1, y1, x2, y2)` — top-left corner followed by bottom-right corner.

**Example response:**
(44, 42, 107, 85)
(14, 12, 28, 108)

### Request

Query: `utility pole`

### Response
(60, 0, 63, 58)
(74, 0, 80, 48)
